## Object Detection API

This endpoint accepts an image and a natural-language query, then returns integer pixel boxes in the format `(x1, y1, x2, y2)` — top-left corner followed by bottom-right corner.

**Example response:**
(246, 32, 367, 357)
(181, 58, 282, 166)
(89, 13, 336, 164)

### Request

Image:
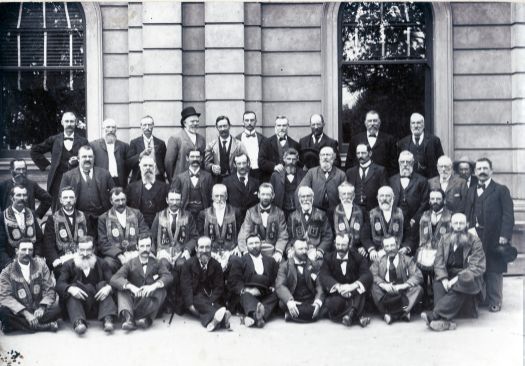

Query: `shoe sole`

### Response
(255, 303, 265, 323)
(207, 308, 226, 331)
(429, 320, 457, 331)
(359, 317, 370, 328)
(122, 323, 136, 331)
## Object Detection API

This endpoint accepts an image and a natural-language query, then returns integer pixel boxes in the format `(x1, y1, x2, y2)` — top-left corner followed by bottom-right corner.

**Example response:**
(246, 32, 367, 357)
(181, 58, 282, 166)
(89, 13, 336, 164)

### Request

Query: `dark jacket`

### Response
(258, 135, 301, 181)
(346, 163, 388, 213)
(125, 180, 169, 227)
(389, 172, 430, 224)
(127, 135, 167, 182)
(30, 132, 88, 191)
(344, 131, 397, 176)
(222, 174, 259, 222)
(172, 169, 213, 211)
(110, 256, 173, 290)
(299, 133, 341, 168)
(180, 256, 224, 308)
(228, 253, 278, 295)
(56, 256, 113, 300)
(270, 169, 306, 213)
(275, 258, 324, 304)
(428, 174, 468, 213)
(319, 250, 373, 293)
(397, 134, 444, 178)
(0, 178, 52, 219)
(90, 138, 130, 188)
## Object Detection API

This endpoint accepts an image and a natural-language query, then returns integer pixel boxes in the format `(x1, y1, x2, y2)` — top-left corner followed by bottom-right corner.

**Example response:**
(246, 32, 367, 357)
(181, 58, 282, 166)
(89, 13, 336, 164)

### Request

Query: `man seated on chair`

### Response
(421, 213, 486, 331)
(370, 236, 423, 324)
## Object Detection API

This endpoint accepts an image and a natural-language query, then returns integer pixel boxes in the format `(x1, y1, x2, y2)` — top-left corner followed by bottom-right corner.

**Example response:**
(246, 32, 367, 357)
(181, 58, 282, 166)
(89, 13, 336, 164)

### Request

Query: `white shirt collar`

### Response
(220, 135, 232, 145)
(80, 169, 93, 180)
(64, 132, 75, 139)
(189, 167, 200, 175)
(312, 133, 324, 142)
(237, 173, 248, 182)
(413, 132, 425, 144)
(480, 178, 492, 187)
(360, 160, 372, 169)
(12, 206, 25, 215)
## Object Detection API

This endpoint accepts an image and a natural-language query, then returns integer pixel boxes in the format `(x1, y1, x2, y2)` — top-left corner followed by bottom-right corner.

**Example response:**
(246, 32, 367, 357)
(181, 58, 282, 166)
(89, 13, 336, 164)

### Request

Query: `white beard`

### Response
(74, 254, 97, 271)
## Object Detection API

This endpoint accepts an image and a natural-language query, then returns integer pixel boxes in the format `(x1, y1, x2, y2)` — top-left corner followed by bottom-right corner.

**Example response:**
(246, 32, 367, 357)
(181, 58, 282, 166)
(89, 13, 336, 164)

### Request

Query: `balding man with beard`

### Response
(421, 213, 486, 331)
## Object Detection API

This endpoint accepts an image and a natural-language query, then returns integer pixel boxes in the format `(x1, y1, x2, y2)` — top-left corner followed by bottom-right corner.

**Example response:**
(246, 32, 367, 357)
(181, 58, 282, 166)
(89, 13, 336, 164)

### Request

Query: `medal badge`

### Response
(59, 229, 68, 239)
(112, 228, 120, 237)
(26, 227, 34, 237)
(33, 284, 41, 294)
(393, 223, 399, 232)
(78, 229, 84, 236)
(338, 222, 346, 231)
(353, 223, 360, 231)
(440, 227, 447, 235)
(129, 227, 135, 236)
(374, 222, 382, 232)
(12, 228, 21, 240)
(423, 227, 429, 235)
(17, 288, 26, 299)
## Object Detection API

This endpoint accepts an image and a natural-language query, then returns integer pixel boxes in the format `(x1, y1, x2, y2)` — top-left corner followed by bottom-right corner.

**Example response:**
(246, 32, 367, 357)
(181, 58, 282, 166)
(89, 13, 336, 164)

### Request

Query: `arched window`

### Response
(338, 2, 432, 145)
(0, 2, 86, 151)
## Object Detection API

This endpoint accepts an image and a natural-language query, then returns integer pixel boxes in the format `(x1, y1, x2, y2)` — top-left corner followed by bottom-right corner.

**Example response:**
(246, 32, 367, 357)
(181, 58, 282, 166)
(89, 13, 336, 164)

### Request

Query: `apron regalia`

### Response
(156, 208, 189, 262)
(53, 209, 87, 255)
(289, 209, 323, 249)
(334, 204, 362, 248)
(7, 258, 47, 312)
(370, 207, 404, 249)
(105, 208, 140, 252)
(204, 206, 237, 269)
(419, 209, 452, 249)
(3, 207, 37, 248)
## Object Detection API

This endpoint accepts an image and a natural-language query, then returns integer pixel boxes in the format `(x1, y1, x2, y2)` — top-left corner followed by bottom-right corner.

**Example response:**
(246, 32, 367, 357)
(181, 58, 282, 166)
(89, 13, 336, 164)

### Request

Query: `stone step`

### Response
(506, 253, 525, 276)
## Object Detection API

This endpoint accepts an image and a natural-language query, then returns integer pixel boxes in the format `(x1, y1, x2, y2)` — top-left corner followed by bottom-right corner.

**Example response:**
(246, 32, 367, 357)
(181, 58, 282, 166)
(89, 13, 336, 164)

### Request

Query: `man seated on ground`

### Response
(275, 239, 324, 323)
(110, 232, 173, 331)
(370, 236, 423, 324)
(228, 234, 279, 328)
(56, 236, 117, 335)
(0, 239, 60, 333)
(421, 213, 486, 331)
(319, 235, 372, 327)
(180, 236, 231, 332)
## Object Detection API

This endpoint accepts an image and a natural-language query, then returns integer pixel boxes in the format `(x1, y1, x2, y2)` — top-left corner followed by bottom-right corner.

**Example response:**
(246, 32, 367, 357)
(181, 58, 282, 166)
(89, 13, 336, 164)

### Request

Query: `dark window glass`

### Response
(339, 2, 432, 145)
(0, 2, 85, 151)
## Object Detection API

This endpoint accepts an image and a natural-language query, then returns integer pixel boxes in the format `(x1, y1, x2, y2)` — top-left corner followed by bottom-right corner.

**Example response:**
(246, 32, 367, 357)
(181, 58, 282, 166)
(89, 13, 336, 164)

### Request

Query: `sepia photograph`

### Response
(0, 1, 523, 365)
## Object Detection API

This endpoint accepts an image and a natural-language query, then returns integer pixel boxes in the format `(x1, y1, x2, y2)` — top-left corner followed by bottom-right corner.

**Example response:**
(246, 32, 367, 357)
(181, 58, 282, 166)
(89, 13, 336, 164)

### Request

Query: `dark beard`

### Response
(431, 203, 444, 212)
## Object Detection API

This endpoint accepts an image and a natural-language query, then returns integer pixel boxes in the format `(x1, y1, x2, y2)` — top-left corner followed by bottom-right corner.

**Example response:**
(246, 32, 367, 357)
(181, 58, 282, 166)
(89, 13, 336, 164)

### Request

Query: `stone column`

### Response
(244, 3, 263, 133)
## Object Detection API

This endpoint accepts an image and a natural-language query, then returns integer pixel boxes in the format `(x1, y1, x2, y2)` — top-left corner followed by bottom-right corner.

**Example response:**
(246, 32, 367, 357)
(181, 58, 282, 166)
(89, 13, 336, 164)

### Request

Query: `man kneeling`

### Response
(319, 235, 372, 327)
(0, 239, 60, 333)
(228, 234, 279, 328)
(421, 213, 486, 331)
(110, 232, 172, 330)
(370, 236, 423, 324)
(56, 236, 117, 335)
(180, 236, 231, 331)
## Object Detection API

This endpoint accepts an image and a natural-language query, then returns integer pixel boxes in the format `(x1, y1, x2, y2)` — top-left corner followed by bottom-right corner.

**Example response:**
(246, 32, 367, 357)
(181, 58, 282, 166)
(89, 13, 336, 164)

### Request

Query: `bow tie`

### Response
(64, 137, 74, 141)
(303, 211, 311, 217)
(400, 175, 411, 179)
(477, 183, 485, 190)
(368, 134, 377, 138)
(260, 208, 271, 214)
(190, 173, 199, 178)
(245, 132, 256, 138)
(337, 258, 347, 263)
(279, 137, 287, 142)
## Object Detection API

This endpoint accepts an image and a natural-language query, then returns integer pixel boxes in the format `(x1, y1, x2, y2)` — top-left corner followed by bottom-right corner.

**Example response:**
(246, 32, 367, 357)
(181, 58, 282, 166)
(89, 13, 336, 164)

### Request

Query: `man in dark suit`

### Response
(390, 151, 430, 255)
(428, 155, 467, 213)
(228, 234, 279, 328)
(205, 115, 247, 182)
(0, 159, 52, 220)
(300, 146, 346, 219)
(42, 186, 88, 278)
(275, 239, 324, 323)
(110, 232, 173, 330)
(172, 149, 213, 226)
(421, 213, 486, 331)
(344, 110, 397, 176)
(0, 185, 44, 270)
(346, 143, 388, 215)
(299, 114, 341, 168)
(319, 235, 373, 327)
(125, 156, 168, 228)
(236, 111, 265, 181)
(453, 156, 478, 189)
(397, 113, 444, 179)
(180, 236, 231, 331)
(223, 153, 259, 223)
(258, 116, 301, 182)
(60, 145, 115, 240)
(465, 158, 514, 312)
(56, 236, 117, 335)
(127, 115, 167, 182)
(30, 111, 88, 211)
(270, 148, 305, 219)
(90, 118, 130, 188)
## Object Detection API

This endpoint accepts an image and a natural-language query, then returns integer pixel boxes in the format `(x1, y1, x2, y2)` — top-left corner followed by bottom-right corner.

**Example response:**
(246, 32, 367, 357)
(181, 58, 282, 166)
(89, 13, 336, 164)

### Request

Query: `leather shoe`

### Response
(103, 316, 114, 333)
(254, 303, 265, 328)
(136, 317, 152, 329)
(359, 316, 370, 328)
(489, 305, 501, 313)
(384, 314, 392, 325)
(401, 312, 411, 322)
(73, 320, 87, 335)
(121, 311, 136, 331)
(207, 307, 226, 332)
(36, 321, 59, 332)
(222, 310, 232, 329)
(342, 314, 352, 327)
(243, 316, 255, 327)
(429, 320, 457, 331)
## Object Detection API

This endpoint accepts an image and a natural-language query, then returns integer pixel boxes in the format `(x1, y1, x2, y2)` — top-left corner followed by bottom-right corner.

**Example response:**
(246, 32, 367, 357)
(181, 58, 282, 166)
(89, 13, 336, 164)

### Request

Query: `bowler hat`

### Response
(492, 243, 518, 263)
(180, 106, 201, 125)
(453, 155, 475, 172)
(300, 148, 320, 169)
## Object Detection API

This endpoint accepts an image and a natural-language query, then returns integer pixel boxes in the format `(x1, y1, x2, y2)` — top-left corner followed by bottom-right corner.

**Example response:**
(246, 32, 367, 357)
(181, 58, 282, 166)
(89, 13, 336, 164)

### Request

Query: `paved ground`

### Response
(0, 277, 523, 366)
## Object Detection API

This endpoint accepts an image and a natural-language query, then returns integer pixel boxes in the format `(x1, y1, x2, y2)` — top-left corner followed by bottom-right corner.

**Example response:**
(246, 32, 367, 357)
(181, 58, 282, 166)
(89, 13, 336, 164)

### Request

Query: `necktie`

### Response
(360, 167, 367, 179)
(146, 139, 151, 150)
(477, 183, 485, 191)
(415, 136, 421, 146)
(171, 213, 177, 233)
(240, 176, 246, 186)
(388, 257, 398, 284)
(222, 140, 228, 151)
(84, 171, 92, 183)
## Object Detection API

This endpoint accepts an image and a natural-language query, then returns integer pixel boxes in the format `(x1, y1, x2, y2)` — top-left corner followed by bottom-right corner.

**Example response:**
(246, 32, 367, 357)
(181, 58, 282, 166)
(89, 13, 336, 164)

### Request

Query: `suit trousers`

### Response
(240, 292, 278, 321)
(484, 272, 503, 307)
(280, 297, 318, 323)
(432, 281, 478, 320)
(0, 302, 61, 333)
(160, 257, 186, 315)
(193, 292, 222, 327)
(117, 289, 166, 321)
(65, 282, 117, 324)
(325, 292, 366, 322)
(371, 284, 423, 316)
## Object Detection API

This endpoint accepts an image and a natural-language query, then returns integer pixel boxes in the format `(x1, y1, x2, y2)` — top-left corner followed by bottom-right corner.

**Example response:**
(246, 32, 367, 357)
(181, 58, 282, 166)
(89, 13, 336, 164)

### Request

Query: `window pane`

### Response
(340, 63, 427, 143)
(0, 71, 86, 150)
(341, 25, 382, 61)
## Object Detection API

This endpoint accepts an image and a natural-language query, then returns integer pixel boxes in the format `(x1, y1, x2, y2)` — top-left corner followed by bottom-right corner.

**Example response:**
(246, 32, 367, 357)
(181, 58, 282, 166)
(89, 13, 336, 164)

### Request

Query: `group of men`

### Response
(0, 106, 514, 334)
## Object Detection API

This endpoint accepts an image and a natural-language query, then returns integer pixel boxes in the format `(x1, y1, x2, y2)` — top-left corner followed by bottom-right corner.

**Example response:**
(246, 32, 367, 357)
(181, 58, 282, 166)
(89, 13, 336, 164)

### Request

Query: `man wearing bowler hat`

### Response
(165, 107, 206, 183)
(453, 156, 478, 189)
